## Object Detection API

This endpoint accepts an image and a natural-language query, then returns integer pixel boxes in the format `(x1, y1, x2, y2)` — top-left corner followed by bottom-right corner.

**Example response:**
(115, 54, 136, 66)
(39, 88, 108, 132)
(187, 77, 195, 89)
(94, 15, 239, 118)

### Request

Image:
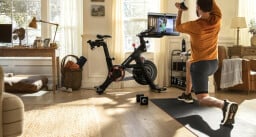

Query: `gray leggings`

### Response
(190, 59, 218, 95)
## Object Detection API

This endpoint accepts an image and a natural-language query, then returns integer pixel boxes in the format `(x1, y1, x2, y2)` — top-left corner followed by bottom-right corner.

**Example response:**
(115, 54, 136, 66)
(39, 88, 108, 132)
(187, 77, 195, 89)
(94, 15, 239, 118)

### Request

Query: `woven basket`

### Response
(61, 55, 82, 90)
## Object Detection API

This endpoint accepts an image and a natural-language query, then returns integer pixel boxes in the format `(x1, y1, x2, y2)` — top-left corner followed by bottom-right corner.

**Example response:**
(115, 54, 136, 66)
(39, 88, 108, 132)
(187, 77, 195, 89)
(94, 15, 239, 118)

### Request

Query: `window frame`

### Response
(122, 0, 160, 52)
(0, 0, 55, 46)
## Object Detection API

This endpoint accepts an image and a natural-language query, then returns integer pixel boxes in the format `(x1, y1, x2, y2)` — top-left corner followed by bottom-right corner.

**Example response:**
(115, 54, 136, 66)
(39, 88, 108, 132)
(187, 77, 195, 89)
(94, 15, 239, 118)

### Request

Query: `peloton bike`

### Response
(87, 13, 179, 95)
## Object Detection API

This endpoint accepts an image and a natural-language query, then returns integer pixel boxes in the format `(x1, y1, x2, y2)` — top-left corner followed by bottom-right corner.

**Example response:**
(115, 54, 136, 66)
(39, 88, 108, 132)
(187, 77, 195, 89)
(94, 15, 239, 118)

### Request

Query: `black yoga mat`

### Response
(151, 98, 256, 137)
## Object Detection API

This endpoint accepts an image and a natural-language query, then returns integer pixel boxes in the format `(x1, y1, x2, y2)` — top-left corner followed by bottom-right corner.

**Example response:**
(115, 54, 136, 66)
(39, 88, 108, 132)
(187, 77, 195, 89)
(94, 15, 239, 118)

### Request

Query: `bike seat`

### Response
(97, 34, 111, 39)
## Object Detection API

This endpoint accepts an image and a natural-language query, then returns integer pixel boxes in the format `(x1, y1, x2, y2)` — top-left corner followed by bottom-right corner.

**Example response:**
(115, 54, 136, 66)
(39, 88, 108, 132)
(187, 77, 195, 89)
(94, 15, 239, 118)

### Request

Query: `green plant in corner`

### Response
(249, 18, 256, 47)
(249, 18, 256, 35)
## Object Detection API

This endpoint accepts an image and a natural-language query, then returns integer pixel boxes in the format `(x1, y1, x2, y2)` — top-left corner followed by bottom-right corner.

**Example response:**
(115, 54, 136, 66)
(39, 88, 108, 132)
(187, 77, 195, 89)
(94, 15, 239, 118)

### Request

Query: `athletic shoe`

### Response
(177, 92, 194, 103)
(221, 100, 238, 126)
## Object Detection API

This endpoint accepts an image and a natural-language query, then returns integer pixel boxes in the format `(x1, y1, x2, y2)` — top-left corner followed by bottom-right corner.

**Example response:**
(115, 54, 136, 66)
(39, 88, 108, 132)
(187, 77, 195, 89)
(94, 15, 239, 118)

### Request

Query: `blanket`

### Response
(220, 58, 243, 89)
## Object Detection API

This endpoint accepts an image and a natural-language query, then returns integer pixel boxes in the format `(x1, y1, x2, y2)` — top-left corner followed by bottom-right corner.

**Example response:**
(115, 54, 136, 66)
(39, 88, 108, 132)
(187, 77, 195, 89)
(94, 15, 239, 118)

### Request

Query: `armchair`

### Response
(0, 66, 24, 137)
(250, 59, 256, 90)
(214, 46, 256, 93)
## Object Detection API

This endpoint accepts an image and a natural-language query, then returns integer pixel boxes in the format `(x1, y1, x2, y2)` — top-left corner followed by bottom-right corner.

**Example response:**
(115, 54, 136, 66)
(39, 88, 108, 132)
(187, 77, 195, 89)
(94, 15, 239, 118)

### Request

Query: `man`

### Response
(175, 0, 238, 126)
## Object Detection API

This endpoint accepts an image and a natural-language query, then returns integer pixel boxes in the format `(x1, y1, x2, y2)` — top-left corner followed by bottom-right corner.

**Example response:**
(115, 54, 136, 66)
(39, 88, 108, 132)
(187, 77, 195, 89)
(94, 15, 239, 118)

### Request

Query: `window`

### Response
(49, 0, 83, 56)
(123, 0, 159, 52)
(0, 0, 83, 56)
(0, 0, 41, 46)
(49, 0, 60, 45)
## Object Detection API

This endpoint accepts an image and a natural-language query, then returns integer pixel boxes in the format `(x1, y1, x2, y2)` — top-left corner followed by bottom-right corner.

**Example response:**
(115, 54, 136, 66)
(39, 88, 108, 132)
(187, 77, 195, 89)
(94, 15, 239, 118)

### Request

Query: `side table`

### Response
(0, 47, 58, 93)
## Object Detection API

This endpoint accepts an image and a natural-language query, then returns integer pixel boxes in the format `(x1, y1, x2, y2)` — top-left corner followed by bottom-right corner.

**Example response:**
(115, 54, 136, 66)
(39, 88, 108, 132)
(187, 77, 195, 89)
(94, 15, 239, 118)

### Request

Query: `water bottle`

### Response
(182, 38, 186, 52)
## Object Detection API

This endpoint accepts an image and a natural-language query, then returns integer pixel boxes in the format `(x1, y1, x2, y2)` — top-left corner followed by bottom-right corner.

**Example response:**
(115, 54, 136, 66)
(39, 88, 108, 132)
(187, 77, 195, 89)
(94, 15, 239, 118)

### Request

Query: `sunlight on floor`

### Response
(20, 90, 50, 97)
(107, 91, 133, 96)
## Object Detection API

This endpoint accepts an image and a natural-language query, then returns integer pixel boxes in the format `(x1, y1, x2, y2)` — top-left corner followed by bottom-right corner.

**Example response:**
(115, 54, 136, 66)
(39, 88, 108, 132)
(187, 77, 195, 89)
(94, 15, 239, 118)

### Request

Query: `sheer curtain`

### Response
(239, 0, 256, 46)
(111, 0, 169, 87)
(58, 0, 83, 57)
(153, 0, 169, 87)
(111, 0, 124, 65)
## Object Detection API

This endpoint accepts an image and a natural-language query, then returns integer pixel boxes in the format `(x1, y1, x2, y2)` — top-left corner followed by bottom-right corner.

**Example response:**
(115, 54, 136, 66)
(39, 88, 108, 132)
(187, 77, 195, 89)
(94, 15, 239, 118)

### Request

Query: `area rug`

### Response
(151, 98, 256, 137)
(21, 103, 102, 137)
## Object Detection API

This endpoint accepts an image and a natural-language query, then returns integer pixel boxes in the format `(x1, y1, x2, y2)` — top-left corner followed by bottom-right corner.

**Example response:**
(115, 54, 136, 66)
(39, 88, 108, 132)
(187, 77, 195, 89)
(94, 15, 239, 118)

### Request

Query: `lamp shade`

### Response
(231, 17, 247, 28)
(28, 16, 59, 45)
(29, 17, 37, 29)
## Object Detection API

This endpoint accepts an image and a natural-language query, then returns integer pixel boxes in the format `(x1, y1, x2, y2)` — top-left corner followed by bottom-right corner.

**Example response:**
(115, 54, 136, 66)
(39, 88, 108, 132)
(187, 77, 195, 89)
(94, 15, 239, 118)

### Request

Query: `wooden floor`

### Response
(18, 87, 256, 137)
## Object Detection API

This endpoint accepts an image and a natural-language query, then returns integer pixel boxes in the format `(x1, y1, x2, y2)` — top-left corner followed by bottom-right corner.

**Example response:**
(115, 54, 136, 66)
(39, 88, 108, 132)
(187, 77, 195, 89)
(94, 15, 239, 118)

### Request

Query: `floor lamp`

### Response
(231, 17, 247, 46)
(29, 17, 59, 47)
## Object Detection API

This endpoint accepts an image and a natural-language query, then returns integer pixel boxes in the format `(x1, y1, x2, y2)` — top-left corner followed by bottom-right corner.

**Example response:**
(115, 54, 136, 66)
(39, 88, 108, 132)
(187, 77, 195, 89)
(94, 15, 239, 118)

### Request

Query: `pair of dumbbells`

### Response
(136, 94, 148, 105)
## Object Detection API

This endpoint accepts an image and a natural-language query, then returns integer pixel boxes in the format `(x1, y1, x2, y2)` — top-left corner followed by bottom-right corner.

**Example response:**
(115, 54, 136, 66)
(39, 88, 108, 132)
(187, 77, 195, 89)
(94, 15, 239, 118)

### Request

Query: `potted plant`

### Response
(249, 18, 256, 47)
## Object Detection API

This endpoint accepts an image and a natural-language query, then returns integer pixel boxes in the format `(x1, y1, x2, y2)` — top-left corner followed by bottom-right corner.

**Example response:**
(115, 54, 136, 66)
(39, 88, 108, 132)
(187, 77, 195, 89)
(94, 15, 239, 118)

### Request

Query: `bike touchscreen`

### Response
(148, 12, 179, 36)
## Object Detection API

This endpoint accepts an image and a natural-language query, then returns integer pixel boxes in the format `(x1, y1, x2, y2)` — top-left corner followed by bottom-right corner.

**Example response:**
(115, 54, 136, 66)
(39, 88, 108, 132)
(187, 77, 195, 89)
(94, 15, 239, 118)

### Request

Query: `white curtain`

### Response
(110, 0, 169, 87)
(58, 0, 83, 57)
(238, 0, 256, 46)
(111, 0, 124, 65)
(153, 0, 169, 87)
(110, 0, 124, 89)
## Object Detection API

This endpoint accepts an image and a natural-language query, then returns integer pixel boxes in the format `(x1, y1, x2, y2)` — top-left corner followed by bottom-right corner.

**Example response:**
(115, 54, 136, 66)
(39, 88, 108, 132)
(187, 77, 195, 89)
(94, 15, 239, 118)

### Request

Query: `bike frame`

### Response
(121, 35, 147, 69)
(87, 28, 163, 94)
(91, 34, 148, 72)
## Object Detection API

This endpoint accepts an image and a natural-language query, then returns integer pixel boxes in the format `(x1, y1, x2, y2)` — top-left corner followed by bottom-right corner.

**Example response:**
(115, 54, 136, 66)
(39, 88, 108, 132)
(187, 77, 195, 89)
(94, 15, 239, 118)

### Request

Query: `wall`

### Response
(218, 0, 238, 44)
(83, 0, 111, 35)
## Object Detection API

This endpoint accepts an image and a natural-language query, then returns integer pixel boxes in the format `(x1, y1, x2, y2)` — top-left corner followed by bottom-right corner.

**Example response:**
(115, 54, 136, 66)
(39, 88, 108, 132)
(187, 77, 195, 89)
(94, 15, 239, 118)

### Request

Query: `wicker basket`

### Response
(61, 55, 82, 90)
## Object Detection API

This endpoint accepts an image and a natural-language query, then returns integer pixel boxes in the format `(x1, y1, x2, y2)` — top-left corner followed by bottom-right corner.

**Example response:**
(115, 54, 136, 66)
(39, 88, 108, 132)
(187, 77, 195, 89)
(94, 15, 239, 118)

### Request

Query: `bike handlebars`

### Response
(137, 26, 154, 37)
(137, 27, 164, 38)
(97, 34, 111, 39)
(87, 35, 111, 50)
(87, 40, 101, 50)
(87, 27, 164, 50)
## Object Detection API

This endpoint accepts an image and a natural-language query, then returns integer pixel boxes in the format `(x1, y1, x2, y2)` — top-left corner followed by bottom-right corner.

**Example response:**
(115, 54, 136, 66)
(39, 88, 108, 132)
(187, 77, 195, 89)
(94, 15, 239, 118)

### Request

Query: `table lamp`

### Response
(29, 17, 59, 47)
(231, 17, 247, 46)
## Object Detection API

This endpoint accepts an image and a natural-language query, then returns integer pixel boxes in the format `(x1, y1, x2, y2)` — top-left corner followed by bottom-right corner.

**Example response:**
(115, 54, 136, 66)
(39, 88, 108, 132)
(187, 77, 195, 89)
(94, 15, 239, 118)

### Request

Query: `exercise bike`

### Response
(87, 27, 166, 94)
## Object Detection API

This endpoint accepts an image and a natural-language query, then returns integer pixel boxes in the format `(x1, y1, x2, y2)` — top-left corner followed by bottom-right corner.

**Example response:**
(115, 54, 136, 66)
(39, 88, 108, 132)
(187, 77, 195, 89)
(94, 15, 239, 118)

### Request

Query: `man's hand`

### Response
(175, 2, 188, 11)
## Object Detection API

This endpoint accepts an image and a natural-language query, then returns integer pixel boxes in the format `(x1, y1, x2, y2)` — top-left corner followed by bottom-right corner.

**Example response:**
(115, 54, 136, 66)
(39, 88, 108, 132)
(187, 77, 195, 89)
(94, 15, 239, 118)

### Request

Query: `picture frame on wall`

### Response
(91, 5, 105, 17)
(91, 0, 104, 2)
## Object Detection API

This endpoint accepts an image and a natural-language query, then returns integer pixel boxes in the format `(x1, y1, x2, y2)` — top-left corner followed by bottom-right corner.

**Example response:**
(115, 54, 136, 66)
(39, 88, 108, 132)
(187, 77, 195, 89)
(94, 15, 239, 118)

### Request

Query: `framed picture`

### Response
(43, 38, 51, 48)
(91, 5, 105, 16)
(91, 0, 104, 2)
(32, 40, 37, 48)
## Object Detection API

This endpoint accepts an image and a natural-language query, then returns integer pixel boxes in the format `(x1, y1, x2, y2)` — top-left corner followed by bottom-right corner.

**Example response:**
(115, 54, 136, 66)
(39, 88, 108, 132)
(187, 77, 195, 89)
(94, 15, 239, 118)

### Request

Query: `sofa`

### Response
(0, 66, 24, 137)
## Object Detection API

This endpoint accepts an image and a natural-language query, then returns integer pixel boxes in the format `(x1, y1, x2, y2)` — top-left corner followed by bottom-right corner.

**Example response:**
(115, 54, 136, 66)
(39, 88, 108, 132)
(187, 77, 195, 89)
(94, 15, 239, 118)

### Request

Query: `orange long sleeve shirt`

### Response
(176, 0, 222, 63)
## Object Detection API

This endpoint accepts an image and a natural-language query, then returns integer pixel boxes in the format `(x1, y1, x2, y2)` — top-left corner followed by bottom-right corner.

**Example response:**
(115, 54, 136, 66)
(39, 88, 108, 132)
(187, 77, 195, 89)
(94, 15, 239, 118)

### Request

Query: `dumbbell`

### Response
(140, 96, 148, 105)
(180, 1, 188, 10)
(136, 94, 148, 105)
(136, 94, 144, 102)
